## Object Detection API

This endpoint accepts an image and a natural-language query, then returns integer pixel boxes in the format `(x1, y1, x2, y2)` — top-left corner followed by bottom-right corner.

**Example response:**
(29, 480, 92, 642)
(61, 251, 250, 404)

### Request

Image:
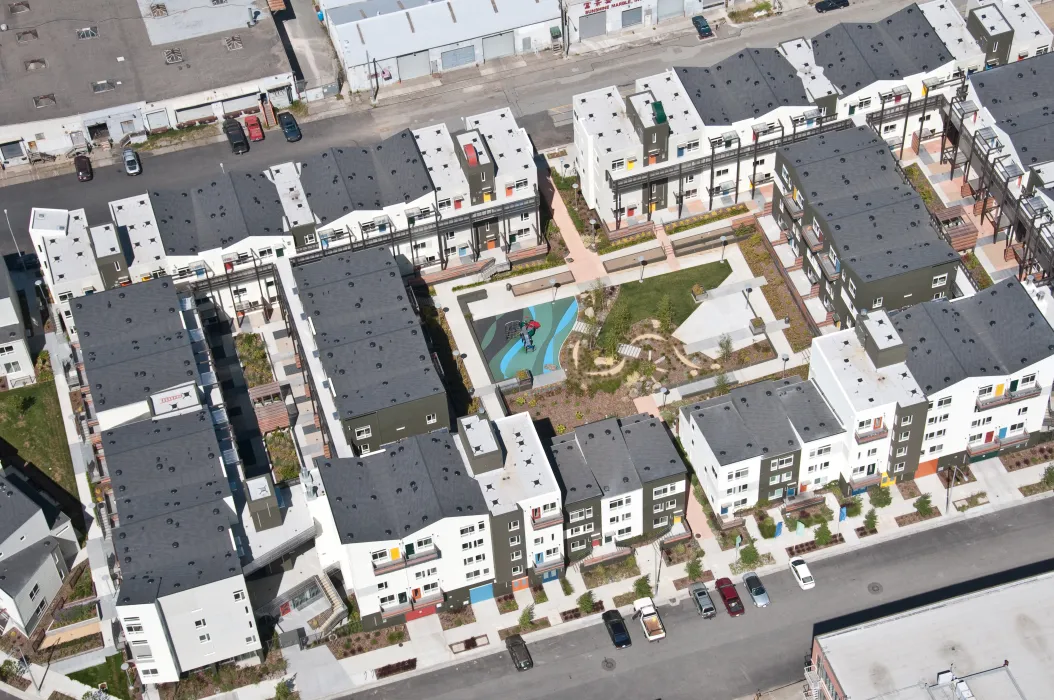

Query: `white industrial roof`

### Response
(109, 194, 168, 269)
(329, 0, 560, 68)
(996, 0, 1054, 44)
(575, 86, 639, 158)
(817, 572, 1054, 699)
(269, 162, 314, 229)
(813, 323, 924, 411)
(38, 209, 101, 288)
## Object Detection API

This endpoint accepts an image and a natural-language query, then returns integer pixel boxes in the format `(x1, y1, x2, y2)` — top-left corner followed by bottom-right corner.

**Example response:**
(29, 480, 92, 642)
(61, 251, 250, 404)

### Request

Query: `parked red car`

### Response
(715, 577, 745, 617)
(244, 115, 265, 142)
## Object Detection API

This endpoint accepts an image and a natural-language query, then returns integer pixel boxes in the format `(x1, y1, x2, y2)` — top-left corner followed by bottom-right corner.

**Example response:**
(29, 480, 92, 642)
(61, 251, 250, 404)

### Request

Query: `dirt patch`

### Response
(894, 508, 942, 527)
(937, 465, 976, 489)
(324, 624, 409, 660)
(896, 480, 922, 500)
(439, 607, 476, 631)
(559, 601, 606, 622)
(672, 571, 716, 590)
(1020, 481, 1054, 497)
(661, 539, 702, 566)
(1003, 441, 1054, 471)
(855, 526, 878, 538)
(785, 533, 846, 556)
(497, 619, 552, 641)
(582, 556, 641, 589)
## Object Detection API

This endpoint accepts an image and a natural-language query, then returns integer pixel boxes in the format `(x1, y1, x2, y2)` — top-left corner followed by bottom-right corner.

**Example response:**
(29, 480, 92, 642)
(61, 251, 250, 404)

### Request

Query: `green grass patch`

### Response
(0, 382, 76, 496)
(450, 254, 563, 292)
(962, 251, 993, 290)
(69, 654, 131, 700)
(665, 204, 749, 235)
(67, 567, 94, 602)
(265, 429, 300, 482)
(234, 333, 274, 388)
(137, 123, 218, 152)
(728, 1, 772, 23)
(597, 261, 732, 349)
(903, 164, 940, 211)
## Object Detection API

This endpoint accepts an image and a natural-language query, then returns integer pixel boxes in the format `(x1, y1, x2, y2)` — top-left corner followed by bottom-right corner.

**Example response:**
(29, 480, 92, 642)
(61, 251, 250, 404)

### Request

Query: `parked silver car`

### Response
(743, 571, 770, 607)
(689, 582, 717, 619)
(123, 148, 141, 175)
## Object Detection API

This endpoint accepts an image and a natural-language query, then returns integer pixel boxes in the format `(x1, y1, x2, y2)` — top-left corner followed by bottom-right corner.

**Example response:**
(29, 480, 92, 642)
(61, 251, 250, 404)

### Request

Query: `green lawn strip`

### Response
(962, 252, 994, 290)
(264, 430, 300, 482)
(69, 654, 131, 700)
(903, 164, 940, 211)
(234, 333, 275, 388)
(67, 567, 94, 602)
(0, 382, 76, 496)
(597, 262, 732, 349)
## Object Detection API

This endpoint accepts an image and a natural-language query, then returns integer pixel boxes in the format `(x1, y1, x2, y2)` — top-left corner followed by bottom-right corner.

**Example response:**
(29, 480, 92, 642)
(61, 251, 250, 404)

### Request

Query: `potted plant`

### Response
(750, 317, 765, 334)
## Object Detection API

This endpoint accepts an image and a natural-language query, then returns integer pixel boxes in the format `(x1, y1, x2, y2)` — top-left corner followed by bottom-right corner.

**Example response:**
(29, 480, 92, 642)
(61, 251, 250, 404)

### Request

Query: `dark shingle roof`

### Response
(299, 130, 433, 226)
(551, 415, 686, 506)
(971, 53, 1054, 167)
(114, 500, 242, 605)
(0, 474, 53, 546)
(71, 278, 198, 409)
(0, 539, 61, 597)
(677, 48, 809, 126)
(811, 5, 951, 94)
(892, 280, 1054, 394)
(318, 431, 487, 544)
(292, 248, 444, 419)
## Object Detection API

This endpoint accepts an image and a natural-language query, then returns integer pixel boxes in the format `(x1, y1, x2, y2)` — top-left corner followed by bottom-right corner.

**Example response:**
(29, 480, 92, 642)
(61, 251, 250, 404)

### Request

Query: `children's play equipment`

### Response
(505, 320, 541, 352)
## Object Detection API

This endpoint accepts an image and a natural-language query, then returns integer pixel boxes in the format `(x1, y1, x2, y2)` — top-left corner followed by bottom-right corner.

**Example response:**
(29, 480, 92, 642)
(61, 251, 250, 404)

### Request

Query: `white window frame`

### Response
(354, 426, 372, 440)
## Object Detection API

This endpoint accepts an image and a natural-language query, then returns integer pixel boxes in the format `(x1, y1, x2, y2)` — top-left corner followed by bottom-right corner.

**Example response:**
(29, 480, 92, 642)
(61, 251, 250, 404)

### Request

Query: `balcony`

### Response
(535, 557, 564, 575)
(372, 546, 441, 575)
(531, 511, 564, 530)
(782, 193, 804, 220)
(802, 224, 824, 253)
(1000, 430, 1029, 449)
(819, 253, 840, 281)
(414, 588, 444, 608)
(976, 383, 1041, 411)
(380, 599, 414, 619)
(967, 439, 1000, 457)
(849, 472, 882, 491)
(1011, 384, 1042, 402)
(854, 426, 889, 444)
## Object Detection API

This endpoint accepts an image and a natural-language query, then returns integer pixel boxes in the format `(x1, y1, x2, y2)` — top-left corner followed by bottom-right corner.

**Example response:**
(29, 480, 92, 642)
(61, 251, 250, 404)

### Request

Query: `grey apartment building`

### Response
(551, 415, 688, 560)
(289, 248, 449, 454)
(774, 126, 959, 329)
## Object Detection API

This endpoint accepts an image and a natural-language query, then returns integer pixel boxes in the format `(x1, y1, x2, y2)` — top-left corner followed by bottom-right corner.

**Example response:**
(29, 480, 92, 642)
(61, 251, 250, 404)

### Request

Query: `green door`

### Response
(1010, 379, 1019, 392)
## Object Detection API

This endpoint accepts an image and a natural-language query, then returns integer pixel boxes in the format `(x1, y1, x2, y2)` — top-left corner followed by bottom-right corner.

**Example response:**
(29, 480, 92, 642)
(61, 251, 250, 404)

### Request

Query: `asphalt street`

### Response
(357, 498, 1054, 700)
(0, 0, 966, 257)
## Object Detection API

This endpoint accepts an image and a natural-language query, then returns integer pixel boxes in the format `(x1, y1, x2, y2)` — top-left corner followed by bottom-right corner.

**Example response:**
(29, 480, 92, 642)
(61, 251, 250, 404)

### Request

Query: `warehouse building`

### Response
(563, 0, 715, 43)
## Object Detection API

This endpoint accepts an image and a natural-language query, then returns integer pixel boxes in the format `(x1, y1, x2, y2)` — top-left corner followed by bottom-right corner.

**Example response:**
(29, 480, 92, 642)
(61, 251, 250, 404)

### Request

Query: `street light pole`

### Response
(4, 209, 23, 270)
(945, 461, 963, 514)
(720, 235, 728, 261)
(549, 278, 560, 306)
(637, 256, 646, 283)
(660, 386, 669, 409)
(589, 217, 597, 250)
(781, 353, 789, 378)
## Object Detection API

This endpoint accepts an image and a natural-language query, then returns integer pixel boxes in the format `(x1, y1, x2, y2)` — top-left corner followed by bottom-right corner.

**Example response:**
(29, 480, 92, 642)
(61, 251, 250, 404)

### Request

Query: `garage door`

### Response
(222, 94, 259, 115)
(657, 0, 684, 20)
(483, 31, 515, 60)
(441, 45, 476, 70)
(146, 110, 170, 130)
(622, 7, 643, 27)
(175, 103, 214, 123)
(579, 11, 606, 39)
(469, 583, 495, 604)
(397, 50, 430, 81)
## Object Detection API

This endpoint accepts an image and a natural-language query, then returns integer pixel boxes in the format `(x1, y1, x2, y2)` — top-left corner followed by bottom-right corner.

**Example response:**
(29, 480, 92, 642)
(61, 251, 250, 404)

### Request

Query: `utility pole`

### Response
(945, 461, 963, 514)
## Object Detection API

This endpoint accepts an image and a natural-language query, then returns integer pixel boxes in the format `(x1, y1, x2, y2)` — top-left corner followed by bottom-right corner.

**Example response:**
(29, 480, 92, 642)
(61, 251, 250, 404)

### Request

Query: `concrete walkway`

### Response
(542, 176, 606, 282)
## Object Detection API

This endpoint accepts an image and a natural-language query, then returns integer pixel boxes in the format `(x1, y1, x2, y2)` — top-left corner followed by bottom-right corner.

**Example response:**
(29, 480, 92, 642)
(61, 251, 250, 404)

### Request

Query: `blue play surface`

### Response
(472, 298, 579, 381)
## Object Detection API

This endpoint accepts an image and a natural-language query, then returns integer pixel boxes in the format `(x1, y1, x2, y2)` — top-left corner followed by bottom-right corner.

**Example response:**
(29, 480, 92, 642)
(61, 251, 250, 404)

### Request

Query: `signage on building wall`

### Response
(583, 0, 641, 15)
(149, 382, 200, 415)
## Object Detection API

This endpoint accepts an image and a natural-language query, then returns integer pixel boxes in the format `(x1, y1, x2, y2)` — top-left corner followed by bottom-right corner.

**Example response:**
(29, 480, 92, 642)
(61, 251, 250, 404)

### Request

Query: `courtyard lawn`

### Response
(0, 382, 76, 497)
(69, 654, 131, 700)
(597, 261, 731, 348)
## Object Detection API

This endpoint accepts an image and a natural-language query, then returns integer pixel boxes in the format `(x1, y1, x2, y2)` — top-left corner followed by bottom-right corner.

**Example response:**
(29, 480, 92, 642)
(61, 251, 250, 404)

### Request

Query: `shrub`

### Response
(657, 294, 674, 334)
(718, 334, 734, 362)
(713, 373, 732, 396)
(869, 485, 893, 508)
(819, 504, 835, 522)
(844, 496, 862, 518)
(1043, 466, 1054, 488)
(34, 351, 53, 383)
(814, 520, 833, 546)
(739, 543, 760, 567)
(686, 555, 704, 582)
(386, 630, 404, 644)
(274, 680, 293, 700)
(758, 518, 777, 539)
(632, 575, 653, 599)
(915, 493, 933, 517)
(577, 591, 595, 615)
(0, 660, 20, 683)
(560, 576, 574, 596)
(518, 604, 536, 630)
(375, 658, 417, 680)
(864, 508, 878, 531)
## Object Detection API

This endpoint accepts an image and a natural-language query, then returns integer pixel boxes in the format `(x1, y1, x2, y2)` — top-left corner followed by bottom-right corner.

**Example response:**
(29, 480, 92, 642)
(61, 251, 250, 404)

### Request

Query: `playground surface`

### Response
(472, 297, 579, 382)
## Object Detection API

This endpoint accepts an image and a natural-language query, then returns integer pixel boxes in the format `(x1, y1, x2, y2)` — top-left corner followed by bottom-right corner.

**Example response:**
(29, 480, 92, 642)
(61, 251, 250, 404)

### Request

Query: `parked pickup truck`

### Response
(633, 597, 666, 641)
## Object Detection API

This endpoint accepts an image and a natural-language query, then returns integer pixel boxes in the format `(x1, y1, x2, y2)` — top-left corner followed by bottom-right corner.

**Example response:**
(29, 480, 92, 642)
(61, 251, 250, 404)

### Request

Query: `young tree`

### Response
(274, 680, 293, 700)
(718, 334, 734, 362)
(518, 603, 536, 631)
(1043, 466, 1054, 488)
(713, 373, 732, 396)
(863, 508, 878, 531)
(814, 520, 833, 546)
(686, 554, 704, 582)
(869, 485, 893, 508)
(633, 575, 653, 599)
(739, 542, 760, 567)
(915, 493, 933, 517)
(657, 294, 674, 334)
(577, 591, 595, 614)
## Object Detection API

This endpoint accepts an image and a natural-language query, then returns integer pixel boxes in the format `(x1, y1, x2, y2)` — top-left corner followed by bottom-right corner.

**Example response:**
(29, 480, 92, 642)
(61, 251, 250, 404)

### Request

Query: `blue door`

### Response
(999, 427, 1008, 440)
(542, 568, 560, 582)
(469, 583, 494, 604)
(534, 553, 543, 565)
(720, 505, 729, 515)
(787, 486, 797, 497)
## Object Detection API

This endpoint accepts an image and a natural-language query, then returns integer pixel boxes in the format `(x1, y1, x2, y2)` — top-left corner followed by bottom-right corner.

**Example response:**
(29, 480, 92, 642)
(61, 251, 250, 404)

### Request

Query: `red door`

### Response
(985, 431, 994, 443)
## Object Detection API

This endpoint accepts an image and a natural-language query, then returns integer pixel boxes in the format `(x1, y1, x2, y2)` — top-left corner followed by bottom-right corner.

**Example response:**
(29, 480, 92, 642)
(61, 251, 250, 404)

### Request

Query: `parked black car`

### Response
(602, 610, 632, 649)
(691, 15, 714, 38)
(74, 154, 93, 182)
(505, 634, 533, 671)
(277, 112, 302, 142)
(815, 0, 849, 12)
(223, 118, 249, 155)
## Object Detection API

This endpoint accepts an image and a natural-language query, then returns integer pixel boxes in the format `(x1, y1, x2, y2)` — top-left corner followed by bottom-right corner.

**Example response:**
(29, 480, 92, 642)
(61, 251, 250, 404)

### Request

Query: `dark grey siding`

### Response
(640, 474, 687, 537)
(95, 252, 128, 289)
(343, 393, 450, 453)
(489, 509, 526, 595)
(563, 496, 601, 562)
(757, 449, 801, 503)
(890, 400, 928, 482)
(966, 9, 1014, 66)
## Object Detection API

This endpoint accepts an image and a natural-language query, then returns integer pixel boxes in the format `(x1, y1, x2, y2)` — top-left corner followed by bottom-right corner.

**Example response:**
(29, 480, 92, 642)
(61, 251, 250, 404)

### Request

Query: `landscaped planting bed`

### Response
(855, 526, 878, 538)
(375, 659, 417, 680)
(530, 585, 548, 605)
(728, 553, 775, 576)
(937, 465, 976, 489)
(496, 593, 519, 614)
(903, 164, 941, 212)
(740, 233, 814, 352)
(0, 660, 30, 691)
(439, 606, 476, 631)
(582, 556, 641, 589)
(662, 539, 702, 566)
(559, 601, 605, 622)
(66, 567, 94, 602)
(234, 333, 274, 388)
(449, 635, 489, 654)
(785, 534, 845, 556)
(265, 429, 300, 483)
(51, 601, 98, 627)
(896, 480, 922, 500)
(1020, 481, 1054, 497)
(324, 624, 409, 660)
(672, 570, 716, 590)
(1004, 442, 1054, 472)
(954, 492, 989, 512)
(497, 619, 551, 641)
(158, 645, 287, 700)
(895, 508, 942, 527)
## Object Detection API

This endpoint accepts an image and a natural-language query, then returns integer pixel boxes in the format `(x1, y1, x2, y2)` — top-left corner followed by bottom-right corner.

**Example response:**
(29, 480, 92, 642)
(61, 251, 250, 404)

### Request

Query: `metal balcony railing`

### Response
(531, 511, 564, 530)
(849, 473, 882, 490)
(372, 546, 441, 575)
(854, 426, 889, 444)
(782, 193, 804, 219)
(819, 254, 840, 281)
(802, 224, 824, 253)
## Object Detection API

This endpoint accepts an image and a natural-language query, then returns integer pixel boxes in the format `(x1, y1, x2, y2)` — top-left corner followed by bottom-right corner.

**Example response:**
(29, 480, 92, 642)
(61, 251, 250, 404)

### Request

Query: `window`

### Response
(933, 291, 947, 300)
(608, 496, 631, 509)
(92, 80, 117, 93)
(1018, 406, 1029, 416)
(733, 498, 748, 508)
(809, 445, 831, 458)
(969, 433, 983, 444)
(937, 397, 951, 408)
(77, 26, 99, 40)
(807, 462, 829, 474)
(653, 503, 664, 513)
(928, 444, 943, 454)
(514, 178, 528, 191)
(715, 167, 729, 177)
(358, 443, 370, 454)
(246, 636, 256, 645)
(768, 475, 780, 486)
(460, 525, 476, 536)
(1021, 373, 1037, 387)
(416, 537, 433, 550)
(511, 565, 524, 576)
(510, 550, 522, 561)
(893, 462, 905, 473)
(896, 446, 908, 457)
(899, 431, 910, 442)
(570, 540, 586, 552)
(754, 158, 766, 166)
(28, 584, 39, 601)
(617, 526, 632, 537)
(1011, 422, 1026, 433)
(481, 172, 487, 182)
(199, 634, 211, 643)
(653, 484, 674, 498)
(425, 413, 437, 425)
(653, 516, 669, 528)
(770, 456, 793, 469)
(872, 296, 883, 309)
(379, 594, 396, 605)
(194, 619, 207, 629)
(978, 386, 993, 398)
(371, 550, 389, 563)
(545, 547, 560, 559)
(509, 535, 521, 546)
(125, 624, 144, 634)
(857, 418, 872, 430)
(666, 499, 677, 510)
(611, 159, 625, 171)
(463, 555, 484, 565)
(415, 567, 438, 580)
(925, 429, 946, 440)
(684, 140, 700, 153)
(731, 468, 749, 480)
(847, 278, 857, 297)
(355, 426, 372, 440)
(569, 508, 591, 522)
(376, 581, 388, 591)
(533, 536, 544, 546)
(461, 538, 484, 551)
(141, 669, 159, 678)
(781, 472, 793, 483)
(883, 124, 898, 134)
(509, 520, 520, 531)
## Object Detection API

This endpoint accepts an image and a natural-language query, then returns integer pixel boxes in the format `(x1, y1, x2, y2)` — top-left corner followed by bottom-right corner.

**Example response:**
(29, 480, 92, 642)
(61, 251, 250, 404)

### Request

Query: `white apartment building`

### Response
(679, 378, 846, 519)
(0, 263, 35, 389)
(303, 411, 564, 630)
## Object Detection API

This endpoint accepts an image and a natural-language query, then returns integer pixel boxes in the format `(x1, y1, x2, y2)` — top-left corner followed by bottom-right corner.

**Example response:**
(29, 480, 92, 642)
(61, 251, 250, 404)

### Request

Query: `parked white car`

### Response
(789, 557, 815, 590)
